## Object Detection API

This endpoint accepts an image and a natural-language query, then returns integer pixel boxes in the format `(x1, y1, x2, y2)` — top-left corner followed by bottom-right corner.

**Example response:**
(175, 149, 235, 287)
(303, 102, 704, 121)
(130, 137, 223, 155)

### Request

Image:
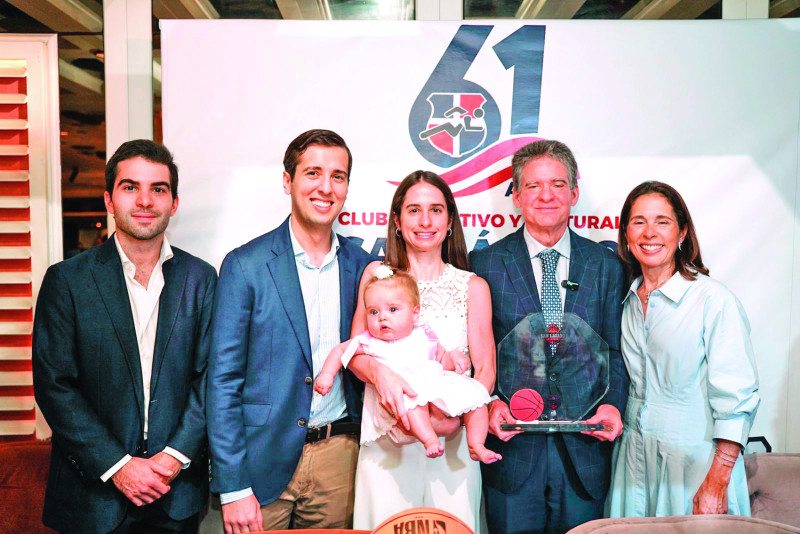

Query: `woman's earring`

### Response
(447, 228, 453, 237)
(395, 228, 402, 238)
(678, 241, 682, 251)
(626, 243, 629, 252)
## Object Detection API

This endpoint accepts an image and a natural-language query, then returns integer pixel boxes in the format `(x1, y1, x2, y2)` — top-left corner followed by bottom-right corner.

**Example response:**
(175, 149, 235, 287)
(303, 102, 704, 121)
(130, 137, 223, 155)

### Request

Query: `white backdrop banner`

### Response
(161, 19, 800, 451)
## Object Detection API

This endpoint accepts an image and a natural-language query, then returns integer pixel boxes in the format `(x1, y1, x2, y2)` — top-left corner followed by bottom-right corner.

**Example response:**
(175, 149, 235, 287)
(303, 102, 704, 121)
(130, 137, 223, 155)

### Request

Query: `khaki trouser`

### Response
(260, 434, 359, 530)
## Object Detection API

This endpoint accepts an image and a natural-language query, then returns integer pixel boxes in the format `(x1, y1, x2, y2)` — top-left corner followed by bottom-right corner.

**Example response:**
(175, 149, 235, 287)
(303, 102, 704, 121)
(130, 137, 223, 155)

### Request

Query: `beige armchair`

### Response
(566, 453, 800, 533)
(567, 515, 800, 533)
(746, 453, 800, 528)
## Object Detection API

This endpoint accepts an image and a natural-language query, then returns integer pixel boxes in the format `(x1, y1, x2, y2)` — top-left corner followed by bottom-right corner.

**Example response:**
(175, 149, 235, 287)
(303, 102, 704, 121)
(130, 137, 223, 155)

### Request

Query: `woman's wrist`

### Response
(708, 457, 734, 485)
(712, 439, 741, 480)
(714, 448, 738, 465)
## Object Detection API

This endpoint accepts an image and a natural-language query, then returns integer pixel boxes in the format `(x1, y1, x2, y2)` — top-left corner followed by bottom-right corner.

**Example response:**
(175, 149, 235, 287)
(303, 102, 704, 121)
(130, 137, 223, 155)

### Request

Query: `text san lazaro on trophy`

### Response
(498, 312, 612, 433)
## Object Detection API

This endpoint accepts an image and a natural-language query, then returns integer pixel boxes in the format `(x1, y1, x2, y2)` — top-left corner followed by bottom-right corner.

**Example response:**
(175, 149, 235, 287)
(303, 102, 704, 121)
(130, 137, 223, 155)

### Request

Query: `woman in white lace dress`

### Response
(347, 171, 496, 532)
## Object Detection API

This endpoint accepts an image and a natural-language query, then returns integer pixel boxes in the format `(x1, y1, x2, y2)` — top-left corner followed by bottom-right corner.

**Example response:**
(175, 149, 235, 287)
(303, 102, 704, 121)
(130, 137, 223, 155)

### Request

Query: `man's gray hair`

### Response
(511, 139, 578, 191)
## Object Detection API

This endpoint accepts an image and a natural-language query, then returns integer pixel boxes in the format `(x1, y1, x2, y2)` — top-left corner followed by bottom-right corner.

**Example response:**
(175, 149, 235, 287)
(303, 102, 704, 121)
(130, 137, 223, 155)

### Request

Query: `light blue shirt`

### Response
(220, 223, 348, 505)
(607, 271, 760, 516)
(288, 222, 347, 428)
(621, 272, 759, 446)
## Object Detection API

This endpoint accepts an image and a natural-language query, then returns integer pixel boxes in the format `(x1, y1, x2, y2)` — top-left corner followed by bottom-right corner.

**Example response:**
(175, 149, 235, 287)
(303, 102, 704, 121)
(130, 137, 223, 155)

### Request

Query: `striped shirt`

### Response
(219, 223, 350, 505)
(288, 222, 347, 428)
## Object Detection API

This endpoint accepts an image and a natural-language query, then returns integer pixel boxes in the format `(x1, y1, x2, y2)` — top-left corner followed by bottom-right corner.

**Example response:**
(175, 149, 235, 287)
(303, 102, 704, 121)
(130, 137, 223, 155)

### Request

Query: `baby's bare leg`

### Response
(407, 404, 444, 458)
(464, 405, 502, 464)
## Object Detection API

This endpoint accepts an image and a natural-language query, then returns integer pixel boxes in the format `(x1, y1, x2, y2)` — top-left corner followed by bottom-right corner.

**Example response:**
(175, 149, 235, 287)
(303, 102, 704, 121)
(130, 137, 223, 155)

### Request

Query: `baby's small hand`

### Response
(451, 351, 470, 374)
(314, 374, 334, 395)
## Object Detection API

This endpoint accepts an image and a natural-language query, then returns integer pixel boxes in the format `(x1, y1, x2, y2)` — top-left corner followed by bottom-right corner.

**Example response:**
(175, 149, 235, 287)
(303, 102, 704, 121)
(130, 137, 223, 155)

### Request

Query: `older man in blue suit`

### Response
(470, 140, 629, 534)
(207, 130, 374, 533)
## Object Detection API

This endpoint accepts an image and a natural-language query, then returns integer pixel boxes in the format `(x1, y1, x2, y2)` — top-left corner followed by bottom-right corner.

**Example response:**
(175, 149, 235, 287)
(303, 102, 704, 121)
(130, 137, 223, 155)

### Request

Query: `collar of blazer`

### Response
(264, 216, 358, 370)
(90, 235, 188, 419)
(500, 227, 594, 316)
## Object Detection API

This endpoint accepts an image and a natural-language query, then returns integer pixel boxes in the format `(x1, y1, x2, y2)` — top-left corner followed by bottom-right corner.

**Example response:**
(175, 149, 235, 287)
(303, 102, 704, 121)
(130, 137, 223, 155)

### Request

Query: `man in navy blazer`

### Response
(207, 130, 373, 533)
(470, 140, 629, 534)
(33, 140, 216, 534)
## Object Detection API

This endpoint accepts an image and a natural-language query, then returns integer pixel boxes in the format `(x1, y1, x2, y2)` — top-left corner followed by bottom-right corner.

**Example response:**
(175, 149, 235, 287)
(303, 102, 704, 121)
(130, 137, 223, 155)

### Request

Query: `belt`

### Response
(305, 419, 360, 443)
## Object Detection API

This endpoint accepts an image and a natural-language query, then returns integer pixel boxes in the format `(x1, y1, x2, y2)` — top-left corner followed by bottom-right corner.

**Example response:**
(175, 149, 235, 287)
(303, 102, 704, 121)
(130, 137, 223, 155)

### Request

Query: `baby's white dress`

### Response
(341, 325, 490, 444)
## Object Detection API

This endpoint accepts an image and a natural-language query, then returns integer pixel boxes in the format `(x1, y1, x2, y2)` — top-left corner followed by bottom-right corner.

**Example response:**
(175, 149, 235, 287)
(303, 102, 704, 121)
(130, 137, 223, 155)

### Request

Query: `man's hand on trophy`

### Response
(488, 399, 523, 441)
(582, 404, 623, 441)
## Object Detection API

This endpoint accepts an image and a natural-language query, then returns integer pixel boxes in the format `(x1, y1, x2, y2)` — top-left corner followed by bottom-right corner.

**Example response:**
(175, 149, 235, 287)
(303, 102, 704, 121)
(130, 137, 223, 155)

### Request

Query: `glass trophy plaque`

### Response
(498, 312, 611, 433)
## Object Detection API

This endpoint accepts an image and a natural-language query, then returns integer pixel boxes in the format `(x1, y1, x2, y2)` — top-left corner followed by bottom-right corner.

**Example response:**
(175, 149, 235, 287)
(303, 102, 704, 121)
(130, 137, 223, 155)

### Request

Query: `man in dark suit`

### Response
(207, 129, 373, 533)
(32, 140, 217, 534)
(470, 140, 629, 534)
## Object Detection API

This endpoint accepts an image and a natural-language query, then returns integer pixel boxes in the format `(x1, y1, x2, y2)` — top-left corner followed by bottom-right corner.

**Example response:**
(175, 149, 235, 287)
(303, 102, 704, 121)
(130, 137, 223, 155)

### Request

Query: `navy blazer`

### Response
(32, 236, 217, 534)
(206, 217, 373, 504)
(470, 228, 629, 500)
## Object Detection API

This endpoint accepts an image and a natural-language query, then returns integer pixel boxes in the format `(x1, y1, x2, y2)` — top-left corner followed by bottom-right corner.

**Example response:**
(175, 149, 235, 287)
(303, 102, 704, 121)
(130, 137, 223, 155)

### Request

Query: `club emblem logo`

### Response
(419, 93, 487, 158)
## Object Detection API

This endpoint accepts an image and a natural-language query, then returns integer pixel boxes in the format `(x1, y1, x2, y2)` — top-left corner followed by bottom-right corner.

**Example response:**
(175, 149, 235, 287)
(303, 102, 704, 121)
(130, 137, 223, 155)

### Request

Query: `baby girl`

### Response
(315, 265, 500, 463)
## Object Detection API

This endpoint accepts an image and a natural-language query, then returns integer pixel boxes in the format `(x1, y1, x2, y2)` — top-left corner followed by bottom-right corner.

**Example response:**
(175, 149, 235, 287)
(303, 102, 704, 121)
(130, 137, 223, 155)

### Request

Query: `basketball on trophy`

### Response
(509, 388, 544, 422)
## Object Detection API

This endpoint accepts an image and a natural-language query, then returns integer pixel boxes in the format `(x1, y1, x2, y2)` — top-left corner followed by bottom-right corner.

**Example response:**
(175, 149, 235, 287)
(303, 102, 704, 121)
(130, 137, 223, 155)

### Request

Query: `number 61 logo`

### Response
(409, 25, 546, 168)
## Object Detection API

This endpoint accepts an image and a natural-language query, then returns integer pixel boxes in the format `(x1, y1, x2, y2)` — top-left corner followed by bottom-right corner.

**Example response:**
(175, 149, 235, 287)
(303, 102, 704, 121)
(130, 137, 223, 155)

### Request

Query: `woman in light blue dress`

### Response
(607, 181, 759, 517)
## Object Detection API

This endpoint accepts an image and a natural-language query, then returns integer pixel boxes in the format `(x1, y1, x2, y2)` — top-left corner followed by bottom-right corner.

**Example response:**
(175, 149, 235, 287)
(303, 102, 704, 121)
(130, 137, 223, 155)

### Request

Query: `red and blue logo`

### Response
(408, 25, 546, 197)
(419, 93, 487, 158)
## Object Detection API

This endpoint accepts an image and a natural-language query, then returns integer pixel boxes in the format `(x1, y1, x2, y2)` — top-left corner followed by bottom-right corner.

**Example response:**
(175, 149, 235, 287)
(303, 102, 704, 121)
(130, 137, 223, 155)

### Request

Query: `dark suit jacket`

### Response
(206, 217, 374, 504)
(32, 236, 217, 534)
(470, 228, 629, 500)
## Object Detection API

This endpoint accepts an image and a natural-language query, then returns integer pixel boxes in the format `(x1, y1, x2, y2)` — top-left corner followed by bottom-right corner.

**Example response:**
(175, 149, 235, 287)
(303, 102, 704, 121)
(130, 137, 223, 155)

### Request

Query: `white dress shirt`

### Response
(522, 227, 571, 311)
(100, 235, 190, 482)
